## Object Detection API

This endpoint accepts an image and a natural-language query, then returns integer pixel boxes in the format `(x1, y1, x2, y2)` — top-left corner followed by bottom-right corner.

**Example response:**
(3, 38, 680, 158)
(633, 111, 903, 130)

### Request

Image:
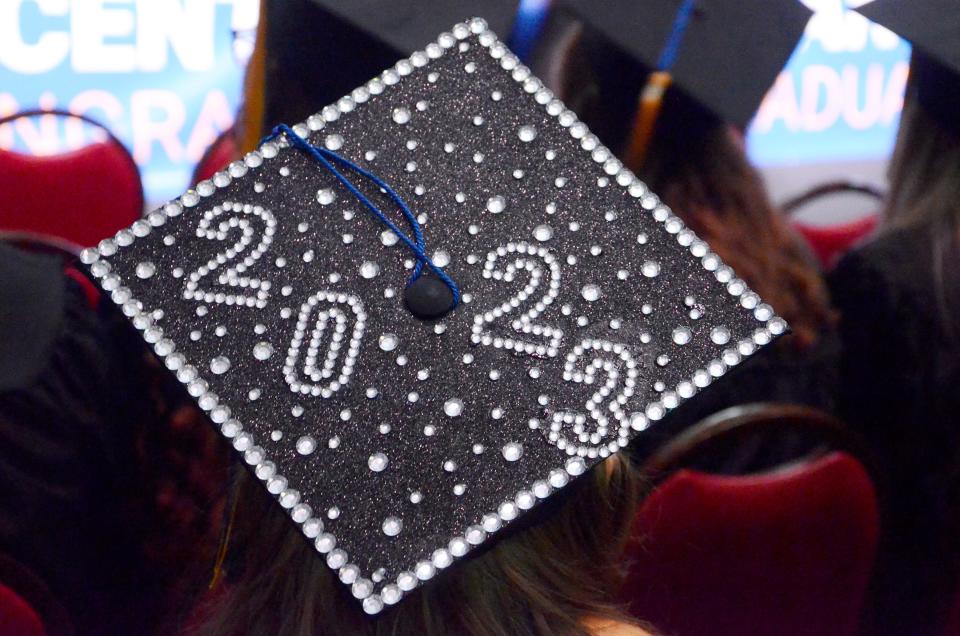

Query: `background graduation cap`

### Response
(856, 0, 960, 131)
(261, 0, 521, 134)
(0, 244, 63, 391)
(83, 17, 785, 614)
(548, 0, 812, 162)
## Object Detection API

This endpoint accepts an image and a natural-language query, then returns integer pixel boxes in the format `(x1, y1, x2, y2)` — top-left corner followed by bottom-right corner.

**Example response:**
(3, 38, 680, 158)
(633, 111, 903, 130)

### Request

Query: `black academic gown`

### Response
(830, 225, 960, 635)
(0, 243, 166, 635)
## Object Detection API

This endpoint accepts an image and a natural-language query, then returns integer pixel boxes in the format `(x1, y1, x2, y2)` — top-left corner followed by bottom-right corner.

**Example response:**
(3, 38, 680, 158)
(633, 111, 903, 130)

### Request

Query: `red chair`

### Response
(792, 215, 880, 270)
(782, 181, 884, 270)
(191, 126, 239, 185)
(0, 583, 46, 636)
(625, 405, 879, 636)
(0, 110, 143, 249)
(943, 587, 960, 636)
(0, 555, 73, 636)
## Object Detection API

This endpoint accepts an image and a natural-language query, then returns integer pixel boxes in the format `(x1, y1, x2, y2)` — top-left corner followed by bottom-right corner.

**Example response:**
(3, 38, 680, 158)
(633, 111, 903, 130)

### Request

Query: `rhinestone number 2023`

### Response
(182, 201, 276, 309)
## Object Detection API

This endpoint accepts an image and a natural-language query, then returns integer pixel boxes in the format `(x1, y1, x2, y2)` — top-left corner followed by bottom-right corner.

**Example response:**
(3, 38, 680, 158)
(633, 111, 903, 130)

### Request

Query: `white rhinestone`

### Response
(415, 561, 435, 580)
(465, 526, 486, 545)
(711, 326, 731, 345)
(368, 452, 388, 472)
(210, 356, 230, 374)
(397, 571, 417, 591)
(362, 596, 383, 615)
(360, 261, 380, 279)
(382, 516, 403, 536)
(533, 224, 553, 242)
(501, 442, 523, 462)
(443, 398, 463, 417)
(315, 533, 335, 553)
(581, 284, 601, 302)
(486, 196, 506, 214)
(296, 436, 316, 455)
(135, 262, 156, 279)
(378, 333, 398, 351)
(316, 188, 336, 205)
(517, 125, 537, 142)
(392, 107, 411, 124)
(566, 457, 586, 475)
(352, 578, 373, 599)
(253, 341, 274, 360)
(382, 584, 402, 605)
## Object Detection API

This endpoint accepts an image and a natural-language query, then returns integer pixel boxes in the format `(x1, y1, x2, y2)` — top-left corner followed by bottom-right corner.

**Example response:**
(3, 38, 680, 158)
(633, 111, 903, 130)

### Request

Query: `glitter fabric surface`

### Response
(82, 18, 786, 614)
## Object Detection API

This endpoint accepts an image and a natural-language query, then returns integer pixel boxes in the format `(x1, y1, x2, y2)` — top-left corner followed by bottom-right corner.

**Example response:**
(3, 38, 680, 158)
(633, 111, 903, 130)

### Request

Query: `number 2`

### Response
(183, 200, 276, 309)
(470, 241, 563, 358)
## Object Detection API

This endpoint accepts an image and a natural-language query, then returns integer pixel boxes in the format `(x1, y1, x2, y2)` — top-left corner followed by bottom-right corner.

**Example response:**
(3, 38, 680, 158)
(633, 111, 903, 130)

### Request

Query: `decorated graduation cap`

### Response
(856, 0, 960, 130)
(81, 18, 786, 615)
(554, 0, 811, 163)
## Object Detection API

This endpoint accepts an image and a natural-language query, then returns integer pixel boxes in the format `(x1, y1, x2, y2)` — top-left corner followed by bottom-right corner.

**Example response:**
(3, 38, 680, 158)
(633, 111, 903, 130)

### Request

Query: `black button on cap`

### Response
(404, 274, 454, 320)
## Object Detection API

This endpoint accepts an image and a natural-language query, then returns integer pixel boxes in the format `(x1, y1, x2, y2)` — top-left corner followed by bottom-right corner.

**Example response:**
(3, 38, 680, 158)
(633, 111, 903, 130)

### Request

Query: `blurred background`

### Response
(0, 0, 906, 223)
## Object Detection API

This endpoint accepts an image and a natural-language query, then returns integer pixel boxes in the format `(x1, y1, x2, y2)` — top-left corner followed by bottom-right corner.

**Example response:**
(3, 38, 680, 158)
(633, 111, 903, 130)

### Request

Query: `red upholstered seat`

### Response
(623, 451, 879, 636)
(0, 110, 143, 249)
(0, 583, 46, 636)
(192, 127, 239, 185)
(792, 214, 879, 270)
(943, 587, 960, 636)
(0, 555, 71, 636)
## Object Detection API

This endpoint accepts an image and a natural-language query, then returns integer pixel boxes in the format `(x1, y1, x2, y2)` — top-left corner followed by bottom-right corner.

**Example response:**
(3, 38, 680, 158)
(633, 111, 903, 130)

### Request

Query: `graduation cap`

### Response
(0, 243, 64, 391)
(553, 0, 812, 162)
(856, 0, 960, 130)
(262, 0, 520, 130)
(81, 18, 786, 615)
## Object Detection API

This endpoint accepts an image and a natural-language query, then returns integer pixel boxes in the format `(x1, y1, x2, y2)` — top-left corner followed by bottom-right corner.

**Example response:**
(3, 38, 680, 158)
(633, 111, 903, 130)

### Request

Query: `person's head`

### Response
(547, 25, 832, 350)
(882, 50, 960, 341)
(854, 0, 960, 240)
(885, 50, 960, 237)
(189, 454, 647, 636)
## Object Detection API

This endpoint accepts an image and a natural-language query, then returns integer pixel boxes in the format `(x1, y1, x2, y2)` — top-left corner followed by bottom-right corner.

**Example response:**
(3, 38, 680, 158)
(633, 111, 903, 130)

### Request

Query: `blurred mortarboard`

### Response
(0, 243, 64, 391)
(556, 0, 813, 130)
(263, 0, 520, 128)
(82, 18, 785, 614)
(856, 0, 960, 129)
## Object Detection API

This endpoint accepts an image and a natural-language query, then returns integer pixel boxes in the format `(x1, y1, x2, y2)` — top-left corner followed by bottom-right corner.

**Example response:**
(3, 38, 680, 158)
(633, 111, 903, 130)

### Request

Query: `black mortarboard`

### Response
(0, 243, 64, 391)
(556, 0, 813, 130)
(264, 1, 520, 129)
(856, 0, 960, 130)
(82, 18, 785, 614)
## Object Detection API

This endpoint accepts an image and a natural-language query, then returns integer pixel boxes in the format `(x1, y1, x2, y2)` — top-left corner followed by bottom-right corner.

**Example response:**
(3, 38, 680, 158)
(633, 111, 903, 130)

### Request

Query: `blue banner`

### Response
(0, 0, 256, 207)
(746, 1, 910, 166)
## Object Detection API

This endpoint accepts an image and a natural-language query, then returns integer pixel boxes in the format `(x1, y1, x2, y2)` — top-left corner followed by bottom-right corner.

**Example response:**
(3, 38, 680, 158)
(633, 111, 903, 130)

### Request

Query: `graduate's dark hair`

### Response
(186, 455, 648, 636)
(883, 50, 960, 341)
